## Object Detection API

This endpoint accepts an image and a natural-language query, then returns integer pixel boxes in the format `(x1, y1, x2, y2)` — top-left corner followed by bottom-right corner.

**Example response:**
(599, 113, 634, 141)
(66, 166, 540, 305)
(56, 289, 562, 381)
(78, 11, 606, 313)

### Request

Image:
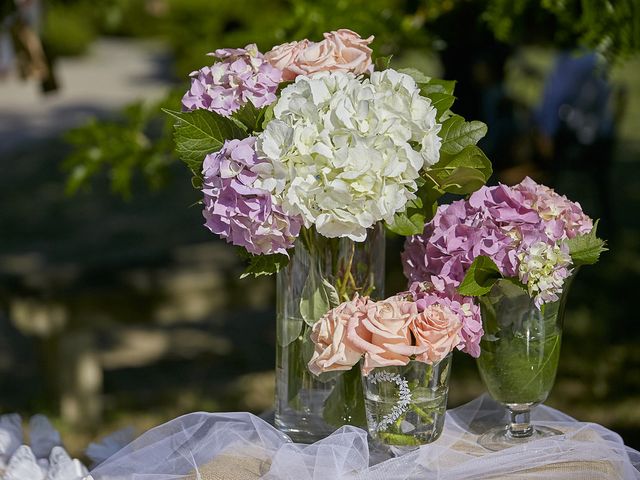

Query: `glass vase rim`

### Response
(362, 353, 453, 375)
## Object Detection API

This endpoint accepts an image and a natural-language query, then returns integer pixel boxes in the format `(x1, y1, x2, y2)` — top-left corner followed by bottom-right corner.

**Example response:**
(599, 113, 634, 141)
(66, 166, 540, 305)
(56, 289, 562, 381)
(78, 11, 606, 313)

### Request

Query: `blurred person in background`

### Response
(0, 0, 57, 91)
(534, 49, 622, 240)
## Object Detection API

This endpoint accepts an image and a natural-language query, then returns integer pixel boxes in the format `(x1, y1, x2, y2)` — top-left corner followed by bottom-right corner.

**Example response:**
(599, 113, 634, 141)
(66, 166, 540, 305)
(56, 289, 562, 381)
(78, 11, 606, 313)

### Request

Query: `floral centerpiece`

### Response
(166, 29, 492, 441)
(308, 277, 481, 447)
(402, 177, 606, 449)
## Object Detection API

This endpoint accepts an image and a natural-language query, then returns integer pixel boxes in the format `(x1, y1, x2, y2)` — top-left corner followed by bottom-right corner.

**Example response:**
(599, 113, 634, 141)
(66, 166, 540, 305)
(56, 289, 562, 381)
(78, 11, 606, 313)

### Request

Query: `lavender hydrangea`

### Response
(202, 137, 301, 255)
(402, 178, 593, 310)
(408, 276, 483, 357)
(514, 177, 593, 239)
(401, 199, 518, 284)
(182, 44, 282, 117)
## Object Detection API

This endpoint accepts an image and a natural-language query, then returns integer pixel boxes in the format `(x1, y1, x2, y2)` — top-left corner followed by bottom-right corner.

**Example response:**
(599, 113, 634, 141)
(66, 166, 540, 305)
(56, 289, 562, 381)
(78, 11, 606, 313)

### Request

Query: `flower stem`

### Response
(378, 432, 422, 446)
(409, 403, 434, 423)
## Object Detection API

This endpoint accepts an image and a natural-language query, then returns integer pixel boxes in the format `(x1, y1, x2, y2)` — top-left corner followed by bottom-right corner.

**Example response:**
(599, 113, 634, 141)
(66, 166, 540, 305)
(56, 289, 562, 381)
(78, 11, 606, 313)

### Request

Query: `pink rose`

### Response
(348, 298, 424, 375)
(307, 294, 372, 376)
(265, 29, 374, 81)
(264, 40, 310, 81)
(411, 304, 462, 364)
(321, 29, 374, 75)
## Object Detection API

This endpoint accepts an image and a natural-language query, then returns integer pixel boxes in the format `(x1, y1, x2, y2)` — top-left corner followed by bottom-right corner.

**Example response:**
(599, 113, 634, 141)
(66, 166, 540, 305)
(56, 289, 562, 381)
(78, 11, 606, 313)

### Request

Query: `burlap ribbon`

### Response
(185, 451, 271, 480)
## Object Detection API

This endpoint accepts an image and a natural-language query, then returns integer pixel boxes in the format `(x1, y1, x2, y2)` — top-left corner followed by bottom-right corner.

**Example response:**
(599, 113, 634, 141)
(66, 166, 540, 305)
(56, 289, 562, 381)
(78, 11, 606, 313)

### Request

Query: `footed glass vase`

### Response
(476, 277, 574, 451)
(362, 356, 452, 451)
(275, 225, 385, 443)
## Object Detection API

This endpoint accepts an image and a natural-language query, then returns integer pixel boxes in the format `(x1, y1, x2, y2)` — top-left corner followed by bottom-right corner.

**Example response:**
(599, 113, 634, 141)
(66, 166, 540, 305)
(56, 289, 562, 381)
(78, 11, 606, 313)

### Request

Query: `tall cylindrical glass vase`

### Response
(275, 225, 385, 443)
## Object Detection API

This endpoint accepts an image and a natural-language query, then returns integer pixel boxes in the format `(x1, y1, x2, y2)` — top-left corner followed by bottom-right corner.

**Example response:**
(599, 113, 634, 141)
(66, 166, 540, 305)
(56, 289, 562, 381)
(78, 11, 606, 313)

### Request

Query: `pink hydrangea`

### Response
(401, 199, 518, 283)
(202, 137, 301, 255)
(514, 177, 593, 239)
(402, 179, 593, 310)
(182, 44, 282, 117)
(408, 276, 483, 357)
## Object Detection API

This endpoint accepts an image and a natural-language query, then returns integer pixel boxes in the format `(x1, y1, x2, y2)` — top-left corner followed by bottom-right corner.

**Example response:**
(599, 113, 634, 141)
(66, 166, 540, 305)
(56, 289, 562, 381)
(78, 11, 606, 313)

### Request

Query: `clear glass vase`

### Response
(362, 356, 451, 451)
(274, 225, 385, 443)
(476, 276, 574, 451)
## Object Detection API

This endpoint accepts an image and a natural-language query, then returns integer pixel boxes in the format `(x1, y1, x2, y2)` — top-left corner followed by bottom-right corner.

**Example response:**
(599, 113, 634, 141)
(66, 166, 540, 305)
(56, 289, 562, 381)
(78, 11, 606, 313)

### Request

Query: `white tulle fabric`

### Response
(89, 396, 640, 480)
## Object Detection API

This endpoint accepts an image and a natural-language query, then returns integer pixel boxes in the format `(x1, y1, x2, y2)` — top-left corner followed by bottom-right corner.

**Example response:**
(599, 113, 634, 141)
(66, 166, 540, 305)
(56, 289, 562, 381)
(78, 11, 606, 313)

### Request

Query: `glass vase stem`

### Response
(508, 406, 533, 438)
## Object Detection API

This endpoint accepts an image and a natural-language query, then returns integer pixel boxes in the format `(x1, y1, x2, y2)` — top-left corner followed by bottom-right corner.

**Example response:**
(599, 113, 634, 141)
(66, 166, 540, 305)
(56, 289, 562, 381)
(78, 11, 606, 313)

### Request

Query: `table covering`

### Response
(87, 395, 640, 479)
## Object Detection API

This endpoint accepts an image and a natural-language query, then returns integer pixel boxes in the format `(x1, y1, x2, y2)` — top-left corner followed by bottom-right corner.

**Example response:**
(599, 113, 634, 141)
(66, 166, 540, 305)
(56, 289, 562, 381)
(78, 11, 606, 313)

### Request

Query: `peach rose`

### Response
(264, 40, 310, 81)
(321, 29, 374, 75)
(348, 298, 425, 375)
(307, 294, 372, 376)
(411, 304, 462, 364)
(265, 29, 374, 81)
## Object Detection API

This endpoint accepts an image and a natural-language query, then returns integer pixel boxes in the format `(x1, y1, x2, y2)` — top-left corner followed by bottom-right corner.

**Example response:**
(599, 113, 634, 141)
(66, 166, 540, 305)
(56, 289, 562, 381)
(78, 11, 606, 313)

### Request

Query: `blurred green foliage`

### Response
(60, 0, 640, 198)
(63, 93, 181, 198)
(482, 0, 640, 62)
(42, 3, 97, 57)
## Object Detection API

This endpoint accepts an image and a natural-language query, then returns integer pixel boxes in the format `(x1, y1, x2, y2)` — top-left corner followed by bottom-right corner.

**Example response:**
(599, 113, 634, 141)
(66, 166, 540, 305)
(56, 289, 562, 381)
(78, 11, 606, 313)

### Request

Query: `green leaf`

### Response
(440, 115, 488, 155)
(419, 79, 456, 97)
(239, 252, 290, 279)
(431, 145, 493, 182)
(426, 92, 455, 118)
(163, 108, 246, 176)
(262, 103, 275, 130)
(423, 78, 456, 96)
(397, 67, 431, 84)
(426, 145, 492, 195)
(458, 255, 503, 296)
(232, 102, 266, 133)
(386, 209, 425, 236)
(299, 269, 338, 327)
(374, 55, 393, 70)
(286, 332, 304, 402)
(565, 220, 607, 265)
(440, 166, 488, 195)
(322, 278, 341, 308)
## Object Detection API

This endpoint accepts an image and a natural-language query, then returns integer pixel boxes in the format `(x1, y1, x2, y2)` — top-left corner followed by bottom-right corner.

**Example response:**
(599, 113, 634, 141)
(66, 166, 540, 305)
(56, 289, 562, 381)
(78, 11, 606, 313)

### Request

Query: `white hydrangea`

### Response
(518, 241, 573, 308)
(254, 69, 441, 241)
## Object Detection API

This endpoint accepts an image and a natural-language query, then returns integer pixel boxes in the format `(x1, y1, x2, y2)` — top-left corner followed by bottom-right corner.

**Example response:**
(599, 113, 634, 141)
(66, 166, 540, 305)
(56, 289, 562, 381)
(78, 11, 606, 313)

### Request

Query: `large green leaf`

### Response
(440, 115, 488, 155)
(565, 220, 607, 265)
(427, 92, 456, 119)
(397, 67, 431, 84)
(163, 108, 246, 176)
(458, 255, 503, 296)
(440, 166, 488, 195)
(386, 209, 425, 236)
(232, 102, 267, 133)
(419, 78, 456, 96)
(424, 145, 492, 197)
(431, 145, 493, 182)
